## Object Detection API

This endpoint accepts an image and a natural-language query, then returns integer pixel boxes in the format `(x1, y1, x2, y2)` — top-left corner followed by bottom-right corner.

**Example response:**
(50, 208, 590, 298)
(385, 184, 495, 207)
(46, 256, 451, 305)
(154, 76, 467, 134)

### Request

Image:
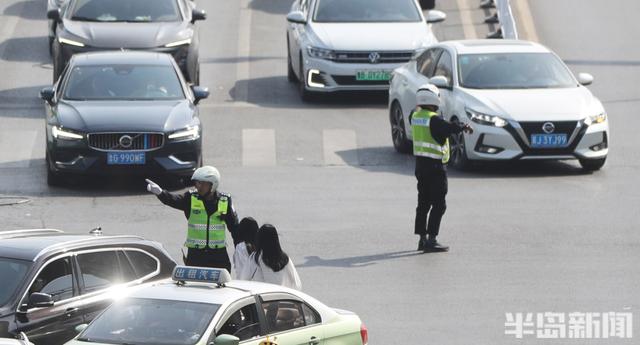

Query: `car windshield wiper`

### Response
(70, 16, 105, 22)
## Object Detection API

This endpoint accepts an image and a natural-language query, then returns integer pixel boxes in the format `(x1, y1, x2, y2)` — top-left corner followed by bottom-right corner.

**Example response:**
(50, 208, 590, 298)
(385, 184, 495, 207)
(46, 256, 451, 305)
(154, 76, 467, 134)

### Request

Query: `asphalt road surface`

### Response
(0, 0, 638, 344)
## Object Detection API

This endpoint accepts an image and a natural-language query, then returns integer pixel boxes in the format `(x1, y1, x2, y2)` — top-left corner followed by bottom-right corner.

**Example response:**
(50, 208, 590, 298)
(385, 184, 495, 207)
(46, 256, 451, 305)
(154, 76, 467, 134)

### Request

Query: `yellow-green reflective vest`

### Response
(185, 194, 229, 249)
(411, 109, 450, 163)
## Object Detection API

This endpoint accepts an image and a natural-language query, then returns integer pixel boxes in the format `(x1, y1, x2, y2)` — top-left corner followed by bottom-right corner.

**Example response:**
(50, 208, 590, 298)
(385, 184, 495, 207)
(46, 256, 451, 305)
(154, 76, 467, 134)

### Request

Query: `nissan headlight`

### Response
(307, 46, 335, 60)
(466, 109, 508, 127)
(52, 126, 83, 140)
(58, 37, 85, 47)
(584, 112, 607, 126)
(165, 38, 192, 48)
(168, 126, 200, 141)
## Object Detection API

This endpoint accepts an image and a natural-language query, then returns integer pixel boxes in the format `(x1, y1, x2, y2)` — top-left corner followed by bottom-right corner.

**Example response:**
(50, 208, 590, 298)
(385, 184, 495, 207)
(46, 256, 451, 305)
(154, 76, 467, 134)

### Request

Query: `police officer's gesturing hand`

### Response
(146, 179, 163, 195)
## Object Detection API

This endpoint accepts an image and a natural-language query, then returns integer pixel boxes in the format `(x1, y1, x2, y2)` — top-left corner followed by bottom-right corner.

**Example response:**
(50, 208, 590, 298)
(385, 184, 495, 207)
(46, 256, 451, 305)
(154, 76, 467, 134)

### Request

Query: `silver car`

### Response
(388, 40, 609, 171)
(285, 0, 445, 100)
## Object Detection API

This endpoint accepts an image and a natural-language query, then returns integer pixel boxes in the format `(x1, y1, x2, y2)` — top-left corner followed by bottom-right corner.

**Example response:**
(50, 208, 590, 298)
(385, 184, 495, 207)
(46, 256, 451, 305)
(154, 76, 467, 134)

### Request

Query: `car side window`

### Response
(433, 50, 453, 85)
(28, 257, 74, 303)
(301, 303, 320, 325)
(417, 49, 442, 78)
(217, 303, 261, 341)
(123, 250, 159, 279)
(77, 250, 123, 293)
(262, 300, 306, 333)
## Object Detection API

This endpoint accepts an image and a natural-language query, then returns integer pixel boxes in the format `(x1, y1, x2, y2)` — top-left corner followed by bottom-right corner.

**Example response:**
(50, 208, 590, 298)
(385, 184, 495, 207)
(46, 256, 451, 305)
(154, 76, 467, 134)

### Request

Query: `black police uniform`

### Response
(414, 116, 465, 242)
(157, 190, 238, 271)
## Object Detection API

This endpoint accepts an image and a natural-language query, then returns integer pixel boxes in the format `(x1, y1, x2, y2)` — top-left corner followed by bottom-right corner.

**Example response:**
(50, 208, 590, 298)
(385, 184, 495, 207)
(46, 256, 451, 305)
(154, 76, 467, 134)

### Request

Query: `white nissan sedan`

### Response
(286, 0, 445, 100)
(389, 40, 609, 171)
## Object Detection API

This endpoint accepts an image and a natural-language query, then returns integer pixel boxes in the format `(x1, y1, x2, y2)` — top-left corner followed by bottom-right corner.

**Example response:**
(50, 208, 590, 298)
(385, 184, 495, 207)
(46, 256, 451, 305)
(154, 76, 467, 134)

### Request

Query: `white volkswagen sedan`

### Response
(388, 40, 609, 171)
(286, 0, 445, 100)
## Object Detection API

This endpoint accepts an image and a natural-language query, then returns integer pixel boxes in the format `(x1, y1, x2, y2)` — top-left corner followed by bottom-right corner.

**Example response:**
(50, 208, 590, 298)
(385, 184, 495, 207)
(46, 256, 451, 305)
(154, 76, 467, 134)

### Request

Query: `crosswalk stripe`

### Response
(323, 129, 358, 166)
(242, 129, 276, 166)
(0, 130, 38, 168)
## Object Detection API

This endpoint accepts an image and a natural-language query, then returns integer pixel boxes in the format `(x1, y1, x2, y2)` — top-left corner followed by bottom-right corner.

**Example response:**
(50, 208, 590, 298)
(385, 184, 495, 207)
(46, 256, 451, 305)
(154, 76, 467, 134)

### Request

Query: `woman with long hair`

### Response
(233, 217, 259, 277)
(239, 224, 301, 290)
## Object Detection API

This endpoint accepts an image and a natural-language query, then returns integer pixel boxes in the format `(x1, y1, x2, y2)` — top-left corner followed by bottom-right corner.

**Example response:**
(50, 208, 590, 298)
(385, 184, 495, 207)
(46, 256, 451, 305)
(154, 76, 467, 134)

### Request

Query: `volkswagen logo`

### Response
(542, 122, 555, 134)
(368, 52, 380, 64)
(119, 135, 133, 148)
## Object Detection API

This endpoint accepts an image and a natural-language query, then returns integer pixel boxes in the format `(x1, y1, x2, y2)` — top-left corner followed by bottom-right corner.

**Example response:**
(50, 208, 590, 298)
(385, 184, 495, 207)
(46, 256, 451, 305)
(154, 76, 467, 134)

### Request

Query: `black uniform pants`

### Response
(186, 247, 231, 272)
(414, 167, 448, 237)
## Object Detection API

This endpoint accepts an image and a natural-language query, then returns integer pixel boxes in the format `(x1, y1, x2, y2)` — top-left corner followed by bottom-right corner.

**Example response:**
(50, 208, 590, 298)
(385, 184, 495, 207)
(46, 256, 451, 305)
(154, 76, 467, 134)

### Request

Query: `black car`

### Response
(0, 228, 176, 345)
(47, 0, 206, 83)
(39, 51, 209, 186)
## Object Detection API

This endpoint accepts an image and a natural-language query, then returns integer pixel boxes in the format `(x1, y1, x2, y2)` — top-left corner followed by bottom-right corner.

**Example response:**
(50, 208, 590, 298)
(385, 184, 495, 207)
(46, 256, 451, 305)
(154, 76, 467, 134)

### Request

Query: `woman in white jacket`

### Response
(232, 217, 259, 277)
(239, 224, 301, 290)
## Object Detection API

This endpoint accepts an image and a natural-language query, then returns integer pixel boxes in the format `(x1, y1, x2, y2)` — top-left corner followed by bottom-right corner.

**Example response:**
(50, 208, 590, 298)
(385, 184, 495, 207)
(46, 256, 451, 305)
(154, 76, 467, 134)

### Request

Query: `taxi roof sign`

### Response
(172, 266, 231, 286)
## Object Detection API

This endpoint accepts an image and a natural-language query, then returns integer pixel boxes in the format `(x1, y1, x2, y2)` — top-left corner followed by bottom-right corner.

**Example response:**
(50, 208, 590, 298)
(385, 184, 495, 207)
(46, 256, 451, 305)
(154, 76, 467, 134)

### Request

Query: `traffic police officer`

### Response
(411, 85, 473, 252)
(146, 166, 238, 270)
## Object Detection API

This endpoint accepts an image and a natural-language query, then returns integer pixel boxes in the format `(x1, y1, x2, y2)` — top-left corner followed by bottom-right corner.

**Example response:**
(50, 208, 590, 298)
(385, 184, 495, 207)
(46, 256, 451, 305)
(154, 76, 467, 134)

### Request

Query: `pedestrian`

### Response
(411, 84, 473, 252)
(239, 224, 302, 290)
(146, 166, 238, 271)
(233, 217, 259, 277)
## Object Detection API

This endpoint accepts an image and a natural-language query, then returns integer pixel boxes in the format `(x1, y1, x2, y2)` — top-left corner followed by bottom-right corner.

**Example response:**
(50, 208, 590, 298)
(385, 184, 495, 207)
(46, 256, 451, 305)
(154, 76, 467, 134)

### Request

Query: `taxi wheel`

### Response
(450, 118, 471, 170)
(579, 157, 606, 171)
(390, 102, 412, 153)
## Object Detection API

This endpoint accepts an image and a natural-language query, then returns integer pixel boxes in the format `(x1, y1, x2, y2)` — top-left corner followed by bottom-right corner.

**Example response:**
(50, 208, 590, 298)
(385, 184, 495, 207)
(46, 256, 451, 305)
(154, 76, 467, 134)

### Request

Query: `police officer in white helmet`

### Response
(146, 166, 238, 270)
(411, 84, 472, 252)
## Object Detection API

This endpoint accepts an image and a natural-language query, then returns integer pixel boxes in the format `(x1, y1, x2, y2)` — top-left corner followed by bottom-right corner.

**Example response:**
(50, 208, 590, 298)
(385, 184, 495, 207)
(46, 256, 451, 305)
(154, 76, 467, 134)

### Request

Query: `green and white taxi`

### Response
(65, 266, 368, 345)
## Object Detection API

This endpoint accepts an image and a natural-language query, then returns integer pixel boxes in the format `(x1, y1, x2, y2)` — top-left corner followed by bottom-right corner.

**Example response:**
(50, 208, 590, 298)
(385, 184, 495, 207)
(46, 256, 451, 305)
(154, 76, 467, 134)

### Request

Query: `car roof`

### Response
(0, 229, 148, 261)
(443, 39, 551, 54)
(70, 51, 174, 66)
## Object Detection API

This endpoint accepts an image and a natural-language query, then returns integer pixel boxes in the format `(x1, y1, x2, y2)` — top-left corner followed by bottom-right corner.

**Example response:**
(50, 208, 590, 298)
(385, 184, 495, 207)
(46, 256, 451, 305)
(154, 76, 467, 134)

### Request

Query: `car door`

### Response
(431, 49, 455, 120)
(16, 255, 83, 345)
(211, 298, 264, 345)
(258, 294, 325, 345)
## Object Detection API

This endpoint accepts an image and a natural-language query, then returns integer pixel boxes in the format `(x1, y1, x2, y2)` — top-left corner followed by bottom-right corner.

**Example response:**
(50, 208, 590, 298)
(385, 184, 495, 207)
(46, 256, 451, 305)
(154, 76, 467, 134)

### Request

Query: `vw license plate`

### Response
(107, 152, 146, 165)
(355, 70, 391, 81)
(530, 134, 568, 148)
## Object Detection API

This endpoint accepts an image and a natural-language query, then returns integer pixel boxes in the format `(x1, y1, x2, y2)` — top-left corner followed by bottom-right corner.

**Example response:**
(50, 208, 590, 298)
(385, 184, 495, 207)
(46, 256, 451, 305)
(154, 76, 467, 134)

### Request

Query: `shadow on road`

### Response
(297, 250, 423, 268)
(0, 36, 50, 64)
(3, 0, 46, 20)
(248, 0, 291, 15)
(334, 146, 597, 178)
(0, 85, 47, 117)
(230, 76, 389, 109)
(200, 56, 284, 65)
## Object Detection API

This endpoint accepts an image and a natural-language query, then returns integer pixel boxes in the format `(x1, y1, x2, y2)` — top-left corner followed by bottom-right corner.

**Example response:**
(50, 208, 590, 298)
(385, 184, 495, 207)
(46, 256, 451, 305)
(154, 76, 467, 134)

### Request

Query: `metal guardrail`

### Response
(483, 0, 519, 39)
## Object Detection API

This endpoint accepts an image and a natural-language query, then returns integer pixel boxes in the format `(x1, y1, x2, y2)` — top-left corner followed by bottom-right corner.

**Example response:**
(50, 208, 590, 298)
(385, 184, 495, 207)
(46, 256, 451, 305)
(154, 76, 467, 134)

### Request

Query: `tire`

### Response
(287, 38, 296, 83)
(419, 0, 436, 10)
(449, 118, 472, 170)
(193, 63, 200, 85)
(52, 49, 63, 83)
(48, 36, 54, 56)
(46, 152, 64, 187)
(390, 101, 412, 154)
(579, 157, 606, 171)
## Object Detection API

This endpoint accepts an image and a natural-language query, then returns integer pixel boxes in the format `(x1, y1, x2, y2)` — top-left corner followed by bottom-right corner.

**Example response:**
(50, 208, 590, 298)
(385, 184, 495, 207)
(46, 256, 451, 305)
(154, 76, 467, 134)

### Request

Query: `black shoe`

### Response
(480, 0, 495, 9)
(423, 238, 449, 252)
(417, 238, 427, 251)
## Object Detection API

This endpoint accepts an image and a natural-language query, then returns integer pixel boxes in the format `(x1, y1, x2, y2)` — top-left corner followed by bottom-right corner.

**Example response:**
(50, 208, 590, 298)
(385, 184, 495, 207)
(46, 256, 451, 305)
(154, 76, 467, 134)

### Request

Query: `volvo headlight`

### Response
(584, 112, 607, 126)
(52, 126, 83, 140)
(58, 37, 85, 47)
(307, 46, 335, 60)
(165, 38, 192, 48)
(466, 108, 508, 127)
(168, 126, 200, 141)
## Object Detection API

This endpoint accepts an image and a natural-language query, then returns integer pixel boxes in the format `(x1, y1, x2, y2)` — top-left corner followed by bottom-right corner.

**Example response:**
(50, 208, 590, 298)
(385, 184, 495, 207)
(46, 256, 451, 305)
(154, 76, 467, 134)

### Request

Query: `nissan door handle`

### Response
(65, 307, 78, 315)
(308, 336, 320, 345)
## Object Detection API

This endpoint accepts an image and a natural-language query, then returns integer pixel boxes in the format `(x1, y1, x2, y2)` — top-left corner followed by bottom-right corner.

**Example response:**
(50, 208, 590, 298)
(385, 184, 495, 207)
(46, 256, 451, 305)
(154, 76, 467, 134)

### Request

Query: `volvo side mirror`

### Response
(191, 86, 210, 105)
(192, 9, 206, 23)
(47, 8, 61, 22)
(29, 292, 54, 308)
(40, 87, 55, 103)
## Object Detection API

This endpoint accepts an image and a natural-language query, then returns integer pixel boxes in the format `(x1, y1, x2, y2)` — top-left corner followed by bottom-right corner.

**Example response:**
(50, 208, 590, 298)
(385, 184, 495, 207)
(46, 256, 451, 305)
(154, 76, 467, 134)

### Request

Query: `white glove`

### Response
(145, 179, 163, 195)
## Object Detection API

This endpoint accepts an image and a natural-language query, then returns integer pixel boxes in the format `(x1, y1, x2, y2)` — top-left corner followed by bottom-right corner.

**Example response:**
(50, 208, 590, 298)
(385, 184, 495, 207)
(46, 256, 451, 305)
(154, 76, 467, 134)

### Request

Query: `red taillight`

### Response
(360, 323, 368, 345)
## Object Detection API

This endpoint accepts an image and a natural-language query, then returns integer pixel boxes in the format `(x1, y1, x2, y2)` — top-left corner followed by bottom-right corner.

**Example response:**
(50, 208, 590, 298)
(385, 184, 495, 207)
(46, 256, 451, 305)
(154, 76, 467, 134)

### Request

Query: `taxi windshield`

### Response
(0, 257, 31, 307)
(77, 298, 220, 345)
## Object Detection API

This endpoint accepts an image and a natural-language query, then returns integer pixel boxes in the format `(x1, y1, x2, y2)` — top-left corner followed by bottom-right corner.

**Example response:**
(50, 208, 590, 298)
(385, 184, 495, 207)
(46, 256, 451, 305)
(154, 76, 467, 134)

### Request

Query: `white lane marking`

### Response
(0, 2, 23, 58)
(513, 0, 540, 42)
(0, 130, 37, 168)
(323, 129, 358, 166)
(242, 129, 276, 166)
(235, 0, 252, 102)
(456, 0, 478, 39)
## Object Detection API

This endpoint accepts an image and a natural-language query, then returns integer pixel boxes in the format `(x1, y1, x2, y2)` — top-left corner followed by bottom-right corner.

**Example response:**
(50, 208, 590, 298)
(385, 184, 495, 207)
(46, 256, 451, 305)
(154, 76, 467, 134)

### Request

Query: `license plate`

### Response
(530, 134, 568, 148)
(107, 152, 146, 165)
(355, 70, 391, 81)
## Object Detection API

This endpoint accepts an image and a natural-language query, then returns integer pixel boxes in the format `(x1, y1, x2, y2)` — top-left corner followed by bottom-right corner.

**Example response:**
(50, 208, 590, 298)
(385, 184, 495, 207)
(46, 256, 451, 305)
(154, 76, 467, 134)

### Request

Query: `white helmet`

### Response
(416, 84, 441, 108)
(191, 166, 220, 189)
